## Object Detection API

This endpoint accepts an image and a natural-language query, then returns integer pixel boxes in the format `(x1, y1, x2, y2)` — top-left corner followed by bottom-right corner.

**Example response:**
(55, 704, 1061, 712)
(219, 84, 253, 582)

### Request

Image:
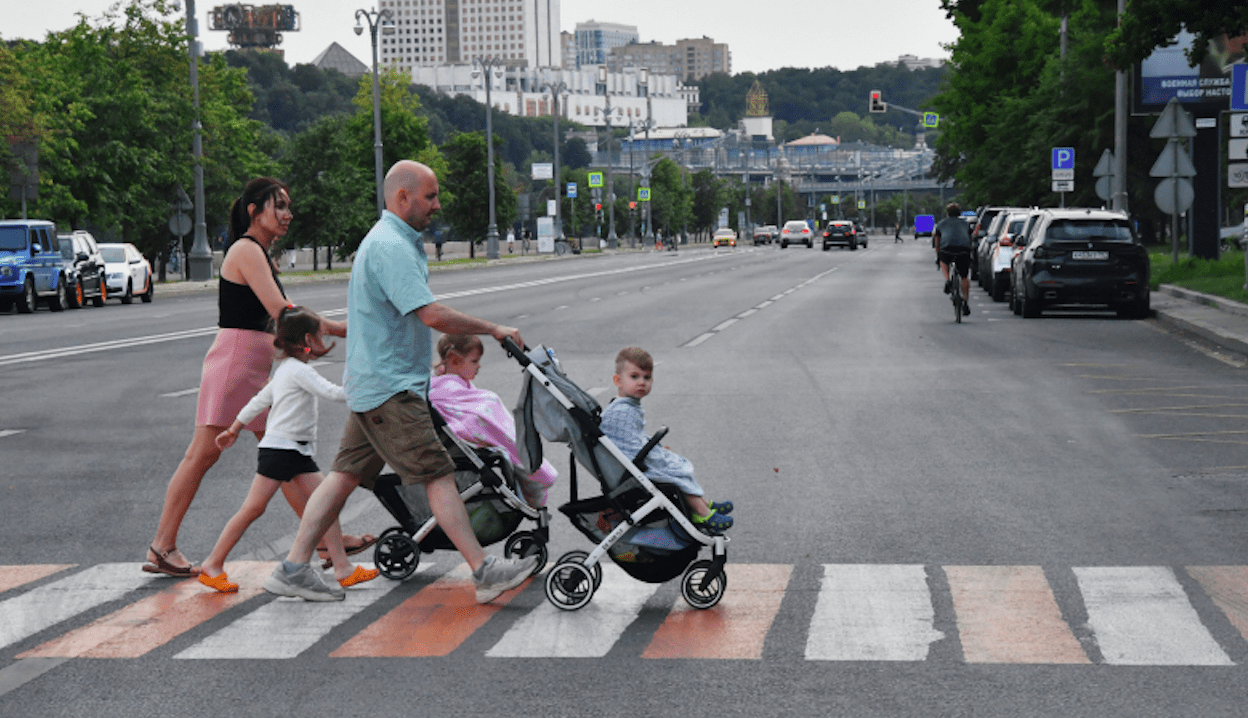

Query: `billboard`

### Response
(1134, 30, 1248, 114)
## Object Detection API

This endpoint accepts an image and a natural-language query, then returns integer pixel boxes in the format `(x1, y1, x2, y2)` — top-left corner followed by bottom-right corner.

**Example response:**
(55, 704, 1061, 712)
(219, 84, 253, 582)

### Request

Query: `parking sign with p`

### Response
(1052, 147, 1075, 181)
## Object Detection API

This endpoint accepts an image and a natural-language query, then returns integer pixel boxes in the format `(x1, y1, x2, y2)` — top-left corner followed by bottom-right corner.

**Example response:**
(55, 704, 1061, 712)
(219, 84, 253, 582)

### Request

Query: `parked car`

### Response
(99, 242, 154, 304)
(779, 220, 814, 248)
(914, 214, 935, 240)
(0, 219, 77, 313)
(57, 230, 108, 308)
(822, 220, 861, 251)
(984, 212, 1035, 302)
(969, 206, 1009, 281)
(753, 225, 779, 245)
(1011, 208, 1150, 319)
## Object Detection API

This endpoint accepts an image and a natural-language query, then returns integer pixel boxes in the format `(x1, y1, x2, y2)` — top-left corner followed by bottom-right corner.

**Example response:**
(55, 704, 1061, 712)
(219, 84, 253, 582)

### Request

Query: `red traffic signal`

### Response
(595, 203, 602, 211)
(869, 90, 886, 113)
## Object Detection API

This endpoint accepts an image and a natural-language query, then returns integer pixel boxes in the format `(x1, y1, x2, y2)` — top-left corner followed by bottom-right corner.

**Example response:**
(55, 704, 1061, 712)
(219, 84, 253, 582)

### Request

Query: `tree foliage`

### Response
(1101, 0, 1248, 69)
(440, 131, 516, 244)
(0, 0, 274, 262)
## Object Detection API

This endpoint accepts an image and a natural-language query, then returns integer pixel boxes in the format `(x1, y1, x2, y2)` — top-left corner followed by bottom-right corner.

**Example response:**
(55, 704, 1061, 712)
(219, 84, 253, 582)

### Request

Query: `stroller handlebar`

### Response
(633, 426, 669, 469)
(501, 337, 530, 367)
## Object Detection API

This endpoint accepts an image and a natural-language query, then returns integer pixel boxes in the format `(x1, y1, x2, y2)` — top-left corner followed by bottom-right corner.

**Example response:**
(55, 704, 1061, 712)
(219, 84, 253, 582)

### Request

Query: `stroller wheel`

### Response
(545, 560, 595, 611)
(680, 559, 727, 610)
(555, 550, 602, 590)
(504, 532, 548, 576)
(374, 531, 420, 580)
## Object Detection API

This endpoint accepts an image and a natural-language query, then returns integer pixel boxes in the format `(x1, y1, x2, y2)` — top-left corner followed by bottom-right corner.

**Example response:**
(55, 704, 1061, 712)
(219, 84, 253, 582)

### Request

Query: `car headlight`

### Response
(0, 266, 11, 277)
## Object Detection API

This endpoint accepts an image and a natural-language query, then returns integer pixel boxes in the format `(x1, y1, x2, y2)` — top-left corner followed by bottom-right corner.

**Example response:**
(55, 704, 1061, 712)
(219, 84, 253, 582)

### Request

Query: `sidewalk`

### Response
(1153, 284, 1248, 358)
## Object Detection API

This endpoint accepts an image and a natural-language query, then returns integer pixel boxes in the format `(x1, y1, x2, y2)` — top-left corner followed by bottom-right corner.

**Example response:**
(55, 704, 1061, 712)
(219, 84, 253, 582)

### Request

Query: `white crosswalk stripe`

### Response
(1074, 566, 1233, 666)
(487, 565, 660, 658)
(805, 564, 945, 661)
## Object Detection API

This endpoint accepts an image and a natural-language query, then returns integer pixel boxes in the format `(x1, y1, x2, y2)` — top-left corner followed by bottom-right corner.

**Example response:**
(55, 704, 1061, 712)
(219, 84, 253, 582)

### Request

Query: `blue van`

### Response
(914, 214, 936, 240)
(0, 219, 73, 313)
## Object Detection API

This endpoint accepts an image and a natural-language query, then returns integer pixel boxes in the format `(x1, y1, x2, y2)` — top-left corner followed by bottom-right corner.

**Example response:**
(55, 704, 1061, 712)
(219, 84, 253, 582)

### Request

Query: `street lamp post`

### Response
(184, 0, 212, 281)
(598, 66, 617, 248)
(543, 80, 568, 243)
(628, 119, 636, 247)
(355, 7, 395, 220)
(474, 56, 503, 259)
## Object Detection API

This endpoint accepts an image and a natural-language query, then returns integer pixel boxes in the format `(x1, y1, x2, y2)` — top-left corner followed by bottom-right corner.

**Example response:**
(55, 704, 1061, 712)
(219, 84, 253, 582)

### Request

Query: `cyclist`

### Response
(933, 203, 972, 316)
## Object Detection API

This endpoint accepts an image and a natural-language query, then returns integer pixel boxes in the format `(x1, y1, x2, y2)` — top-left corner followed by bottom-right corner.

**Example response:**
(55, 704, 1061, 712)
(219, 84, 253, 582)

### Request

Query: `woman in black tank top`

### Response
(144, 178, 348, 577)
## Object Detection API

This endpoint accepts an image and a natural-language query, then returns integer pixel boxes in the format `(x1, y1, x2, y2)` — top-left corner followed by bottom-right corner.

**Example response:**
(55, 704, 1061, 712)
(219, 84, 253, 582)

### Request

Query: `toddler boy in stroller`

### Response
(601, 347, 734, 532)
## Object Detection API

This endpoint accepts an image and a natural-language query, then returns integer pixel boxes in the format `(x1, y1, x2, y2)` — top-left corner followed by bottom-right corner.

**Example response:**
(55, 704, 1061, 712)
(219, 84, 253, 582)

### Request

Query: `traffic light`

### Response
(595, 202, 602, 211)
(869, 90, 886, 113)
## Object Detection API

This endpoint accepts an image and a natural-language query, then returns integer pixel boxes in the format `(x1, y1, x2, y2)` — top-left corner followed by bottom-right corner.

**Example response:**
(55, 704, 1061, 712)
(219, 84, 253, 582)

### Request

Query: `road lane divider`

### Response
(683, 268, 838, 348)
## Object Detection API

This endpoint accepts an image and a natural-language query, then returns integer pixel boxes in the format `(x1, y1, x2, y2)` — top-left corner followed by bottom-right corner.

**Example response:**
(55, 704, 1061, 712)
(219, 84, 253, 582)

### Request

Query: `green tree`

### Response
(441, 131, 516, 249)
(283, 114, 372, 266)
(648, 158, 692, 237)
(1100, 0, 1248, 69)
(690, 169, 725, 236)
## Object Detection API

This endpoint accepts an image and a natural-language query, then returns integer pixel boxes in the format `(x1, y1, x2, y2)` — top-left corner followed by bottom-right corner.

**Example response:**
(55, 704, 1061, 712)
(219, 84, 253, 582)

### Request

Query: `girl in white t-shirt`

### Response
(198, 306, 379, 593)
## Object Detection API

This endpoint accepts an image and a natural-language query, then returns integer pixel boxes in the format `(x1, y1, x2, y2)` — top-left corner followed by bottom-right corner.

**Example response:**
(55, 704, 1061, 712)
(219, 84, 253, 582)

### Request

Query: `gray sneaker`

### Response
(263, 563, 346, 602)
(473, 554, 539, 604)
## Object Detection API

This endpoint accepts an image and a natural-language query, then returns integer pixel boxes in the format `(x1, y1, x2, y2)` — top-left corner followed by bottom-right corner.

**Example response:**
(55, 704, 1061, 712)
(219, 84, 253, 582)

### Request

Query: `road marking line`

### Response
(0, 565, 74, 594)
(19, 562, 275, 658)
(945, 565, 1088, 664)
(642, 564, 791, 659)
(175, 563, 406, 659)
(485, 565, 659, 658)
(332, 563, 529, 657)
(682, 268, 838, 348)
(160, 388, 199, 398)
(1187, 567, 1248, 644)
(0, 564, 158, 651)
(1074, 566, 1232, 665)
(806, 564, 944, 661)
(3, 254, 728, 367)
(1112, 403, 1248, 414)
(0, 430, 26, 439)
(1137, 430, 1248, 439)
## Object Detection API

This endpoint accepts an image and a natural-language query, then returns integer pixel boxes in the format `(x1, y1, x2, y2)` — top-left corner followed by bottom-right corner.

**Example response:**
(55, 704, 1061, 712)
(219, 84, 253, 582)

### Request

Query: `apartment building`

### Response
(606, 36, 730, 81)
(573, 20, 638, 67)
(377, 0, 561, 70)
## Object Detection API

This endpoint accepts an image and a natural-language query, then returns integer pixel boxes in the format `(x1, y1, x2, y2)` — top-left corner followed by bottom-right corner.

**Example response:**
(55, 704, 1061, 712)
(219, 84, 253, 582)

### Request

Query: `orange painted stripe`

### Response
(642, 564, 791, 660)
(331, 564, 531, 658)
(1187, 566, 1248, 641)
(18, 561, 274, 659)
(945, 565, 1089, 664)
(0, 565, 74, 594)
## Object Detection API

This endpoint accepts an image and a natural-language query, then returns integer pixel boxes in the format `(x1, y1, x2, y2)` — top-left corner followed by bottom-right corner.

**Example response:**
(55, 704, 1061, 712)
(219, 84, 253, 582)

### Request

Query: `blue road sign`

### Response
(923, 112, 939, 128)
(1233, 64, 1248, 112)
(1052, 147, 1075, 170)
(638, 187, 651, 202)
(567, 182, 577, 198)
(587, 172, 604, 188)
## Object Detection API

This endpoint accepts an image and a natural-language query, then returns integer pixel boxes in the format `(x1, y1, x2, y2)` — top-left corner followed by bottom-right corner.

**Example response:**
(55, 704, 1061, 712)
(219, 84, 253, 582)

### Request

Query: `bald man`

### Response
(264, 161, 537, 603)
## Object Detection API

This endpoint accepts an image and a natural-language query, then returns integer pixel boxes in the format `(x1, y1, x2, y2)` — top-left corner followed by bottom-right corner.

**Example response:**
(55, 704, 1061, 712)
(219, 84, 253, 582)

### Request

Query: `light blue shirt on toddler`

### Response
(343, 210, 437, 413)
(599, 397, 705, 497)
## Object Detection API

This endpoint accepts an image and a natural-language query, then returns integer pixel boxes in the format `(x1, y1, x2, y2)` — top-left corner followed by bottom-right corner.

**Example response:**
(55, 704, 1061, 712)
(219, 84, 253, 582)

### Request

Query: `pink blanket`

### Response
(429, 374, 557, 507)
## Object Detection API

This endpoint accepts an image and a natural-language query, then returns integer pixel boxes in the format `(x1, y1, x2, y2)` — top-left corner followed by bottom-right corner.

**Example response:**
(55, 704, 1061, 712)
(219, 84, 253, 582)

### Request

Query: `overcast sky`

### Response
(6, 0, 959, 74)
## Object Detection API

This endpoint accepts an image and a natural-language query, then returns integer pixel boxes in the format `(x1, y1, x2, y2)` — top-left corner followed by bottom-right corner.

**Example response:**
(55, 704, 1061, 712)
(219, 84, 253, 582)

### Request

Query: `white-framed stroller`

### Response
(368, 405, 550, 580)
(506, 339, 728, 611)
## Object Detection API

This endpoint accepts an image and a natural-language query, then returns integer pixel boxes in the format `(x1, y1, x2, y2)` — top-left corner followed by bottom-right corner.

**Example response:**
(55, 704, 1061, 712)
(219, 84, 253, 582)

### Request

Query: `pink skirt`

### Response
(195, 328, 276, 431)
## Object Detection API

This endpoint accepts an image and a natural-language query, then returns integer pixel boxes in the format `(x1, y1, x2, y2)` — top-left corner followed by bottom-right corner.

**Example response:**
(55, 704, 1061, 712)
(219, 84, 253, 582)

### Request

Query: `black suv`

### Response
(1012, 209, 1150, 319)
(57, 231, 108, 308)
(822, 221, 861, 250)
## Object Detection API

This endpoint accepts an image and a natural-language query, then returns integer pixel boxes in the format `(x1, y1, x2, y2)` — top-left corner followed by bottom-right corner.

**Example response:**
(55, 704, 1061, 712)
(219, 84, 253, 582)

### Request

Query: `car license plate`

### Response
(1071, 250, 1108, 260)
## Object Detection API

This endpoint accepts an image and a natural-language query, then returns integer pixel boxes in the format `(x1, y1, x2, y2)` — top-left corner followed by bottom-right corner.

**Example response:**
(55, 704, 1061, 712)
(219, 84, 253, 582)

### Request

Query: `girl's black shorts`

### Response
(257, 448, 320, 483)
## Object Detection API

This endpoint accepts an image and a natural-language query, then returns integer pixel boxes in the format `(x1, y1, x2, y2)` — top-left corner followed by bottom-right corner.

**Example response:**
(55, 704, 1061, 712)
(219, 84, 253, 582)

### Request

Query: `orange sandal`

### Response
(198, 571, 239, 593)
(338, 566, 380, 588)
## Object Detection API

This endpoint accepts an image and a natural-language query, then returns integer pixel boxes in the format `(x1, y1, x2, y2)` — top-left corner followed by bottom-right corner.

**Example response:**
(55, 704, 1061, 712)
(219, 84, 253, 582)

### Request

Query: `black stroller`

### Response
(368, 405, 550, 580)
(506, 340, 728, 611)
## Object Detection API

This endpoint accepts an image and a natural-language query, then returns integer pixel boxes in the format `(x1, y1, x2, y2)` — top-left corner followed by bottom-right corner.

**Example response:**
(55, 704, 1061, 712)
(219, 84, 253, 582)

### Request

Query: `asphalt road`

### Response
(2, 238, 1248, 716)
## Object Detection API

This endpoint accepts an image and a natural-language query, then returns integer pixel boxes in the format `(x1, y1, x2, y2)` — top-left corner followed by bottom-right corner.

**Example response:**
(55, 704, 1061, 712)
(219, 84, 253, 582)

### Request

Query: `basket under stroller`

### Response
(368, 405, 550, 580)
(506, 340, 728, 611)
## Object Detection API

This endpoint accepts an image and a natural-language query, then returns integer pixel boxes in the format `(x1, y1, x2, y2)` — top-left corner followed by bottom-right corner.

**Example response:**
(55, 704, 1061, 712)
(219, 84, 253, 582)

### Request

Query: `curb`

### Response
(1153, 284, 1248, 358)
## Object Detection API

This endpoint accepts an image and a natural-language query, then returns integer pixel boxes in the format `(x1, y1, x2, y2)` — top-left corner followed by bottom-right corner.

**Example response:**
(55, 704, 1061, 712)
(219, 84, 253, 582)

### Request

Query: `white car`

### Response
(779, 220, 814, 248)
(99, 243, 153, 304)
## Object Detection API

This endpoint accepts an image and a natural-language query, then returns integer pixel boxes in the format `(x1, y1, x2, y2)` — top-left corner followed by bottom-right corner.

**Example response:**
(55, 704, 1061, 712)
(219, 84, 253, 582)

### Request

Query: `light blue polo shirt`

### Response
(343, 211, 437, 412)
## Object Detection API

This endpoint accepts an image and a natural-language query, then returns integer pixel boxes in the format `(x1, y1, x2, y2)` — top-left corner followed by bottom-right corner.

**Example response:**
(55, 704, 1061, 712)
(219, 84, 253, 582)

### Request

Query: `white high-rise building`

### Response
(378, 0, 561, 70)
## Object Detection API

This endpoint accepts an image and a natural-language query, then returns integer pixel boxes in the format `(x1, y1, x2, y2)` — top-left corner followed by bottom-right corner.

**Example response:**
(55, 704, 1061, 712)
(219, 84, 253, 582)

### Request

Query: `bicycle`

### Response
(950, 260, 965, 323)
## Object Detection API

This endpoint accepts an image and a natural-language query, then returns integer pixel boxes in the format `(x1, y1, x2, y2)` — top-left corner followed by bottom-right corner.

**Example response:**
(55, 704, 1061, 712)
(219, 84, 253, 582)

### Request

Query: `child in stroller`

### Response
(430, 334, 557, 508)
(600, 347, 734, 532)
(508, 340, 729, 611)
(366, 339, 552, 579)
